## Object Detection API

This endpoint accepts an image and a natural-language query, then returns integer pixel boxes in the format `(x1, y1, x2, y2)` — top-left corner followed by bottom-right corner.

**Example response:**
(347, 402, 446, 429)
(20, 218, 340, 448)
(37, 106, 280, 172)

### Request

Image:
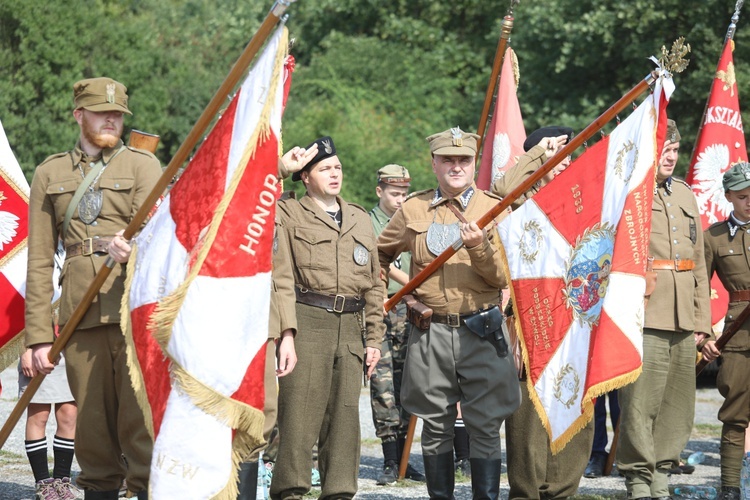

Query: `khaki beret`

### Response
(665, 119, 681, 144)
(723, 162, 750, 191)
(377, 164, 411, 187)
(292, 136, 337, 182)
(73, 77, 132, 115)
(427, 127, 479, 156)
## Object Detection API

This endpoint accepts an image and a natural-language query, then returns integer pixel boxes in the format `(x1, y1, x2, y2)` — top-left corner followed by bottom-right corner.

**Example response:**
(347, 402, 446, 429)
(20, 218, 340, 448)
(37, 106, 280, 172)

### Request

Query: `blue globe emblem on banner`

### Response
(563, 223, 616, 326)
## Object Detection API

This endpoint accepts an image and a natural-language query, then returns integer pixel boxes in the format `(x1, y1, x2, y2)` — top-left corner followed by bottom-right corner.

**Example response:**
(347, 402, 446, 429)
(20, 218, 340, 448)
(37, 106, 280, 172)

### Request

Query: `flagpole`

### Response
(687, 0, 744, 164)
(0, 0, 296, 450)
(475, 1, 518, 154)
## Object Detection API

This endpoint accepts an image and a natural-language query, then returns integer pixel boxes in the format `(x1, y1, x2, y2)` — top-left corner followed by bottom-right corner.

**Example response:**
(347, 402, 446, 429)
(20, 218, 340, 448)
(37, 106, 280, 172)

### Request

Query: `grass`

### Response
(0, 449, 25, 465)
(693, 423, 722, 438)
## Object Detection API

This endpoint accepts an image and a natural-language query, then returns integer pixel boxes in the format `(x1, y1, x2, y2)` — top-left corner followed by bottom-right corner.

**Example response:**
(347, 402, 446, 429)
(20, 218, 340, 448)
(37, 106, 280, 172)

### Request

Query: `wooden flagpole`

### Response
(0, 0, 297, 450)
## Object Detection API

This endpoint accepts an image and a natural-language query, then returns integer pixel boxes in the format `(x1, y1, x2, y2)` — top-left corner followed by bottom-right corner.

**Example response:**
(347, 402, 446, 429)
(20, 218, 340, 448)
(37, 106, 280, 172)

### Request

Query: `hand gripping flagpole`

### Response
(687, 0, 744, 166)
(475, 0, 518, 155)
(0, 0, 297, 450)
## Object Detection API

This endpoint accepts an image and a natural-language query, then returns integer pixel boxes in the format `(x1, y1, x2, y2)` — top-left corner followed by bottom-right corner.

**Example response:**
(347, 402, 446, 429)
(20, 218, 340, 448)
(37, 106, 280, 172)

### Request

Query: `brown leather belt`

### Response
(650, 259, 695, 272)
(295, 287, 365, 313)
(730, 290, 750, 302)
(65, 237, 113, 258)
(432, 308, 492, 328)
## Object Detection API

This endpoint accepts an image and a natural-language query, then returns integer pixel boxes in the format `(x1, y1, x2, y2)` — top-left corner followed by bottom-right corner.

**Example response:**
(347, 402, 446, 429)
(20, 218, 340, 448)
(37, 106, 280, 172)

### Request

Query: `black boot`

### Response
(469, 458, 502, 500)
(237, 461, 259, 500)
(137, 490, 149, 500)
(423, 452, 455, 500)
(83, 490, 120, 500)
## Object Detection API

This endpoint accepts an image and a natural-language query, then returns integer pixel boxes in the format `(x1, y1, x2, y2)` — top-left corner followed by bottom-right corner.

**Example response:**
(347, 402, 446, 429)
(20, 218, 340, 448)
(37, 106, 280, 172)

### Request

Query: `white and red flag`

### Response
(122, 25, 290, 498)
(0, 119, 29, 379)
(686, 40, 747, 328)
(498, 74, 674, 451)
(476, 47, 526, 190)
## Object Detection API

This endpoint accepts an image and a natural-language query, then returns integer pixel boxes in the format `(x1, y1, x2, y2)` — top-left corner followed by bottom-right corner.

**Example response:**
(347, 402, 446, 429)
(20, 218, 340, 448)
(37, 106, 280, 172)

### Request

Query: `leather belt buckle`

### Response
(332, 294, 346, 314)
(447, 313, 461, 328)
(82, 237, 94, 256)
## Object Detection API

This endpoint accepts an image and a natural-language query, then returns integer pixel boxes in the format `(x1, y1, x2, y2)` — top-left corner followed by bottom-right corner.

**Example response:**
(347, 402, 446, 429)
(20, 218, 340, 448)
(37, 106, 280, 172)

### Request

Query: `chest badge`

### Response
(353, 244, 369, 266)
(426, 222, 460, 256)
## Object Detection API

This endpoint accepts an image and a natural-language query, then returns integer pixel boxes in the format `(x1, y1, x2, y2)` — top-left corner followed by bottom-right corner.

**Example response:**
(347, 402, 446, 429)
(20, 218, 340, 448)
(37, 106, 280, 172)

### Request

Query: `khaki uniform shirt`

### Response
(378, 183, 508, 315)
(491, 145, 546, 209)
(704, 217, 750, 350)
(277, 195, 385, 348)
(646, 178, 711, 333)
(26, 141, 162, 346)
(269, 221, 297, 339)
(370, 205, 411, 296)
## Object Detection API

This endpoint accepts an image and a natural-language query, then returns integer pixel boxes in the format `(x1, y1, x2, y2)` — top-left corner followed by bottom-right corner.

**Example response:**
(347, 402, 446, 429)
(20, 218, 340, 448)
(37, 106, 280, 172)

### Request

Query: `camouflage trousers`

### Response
(369, 301, 411, 442)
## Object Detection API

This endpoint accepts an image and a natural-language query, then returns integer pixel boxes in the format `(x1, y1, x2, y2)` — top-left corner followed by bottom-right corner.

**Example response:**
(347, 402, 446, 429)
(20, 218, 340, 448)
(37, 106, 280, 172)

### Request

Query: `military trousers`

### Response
(505, 382, 593, 499)
(617, 328, 695, 499)
(244, 339, 279, 461)
(401, 321, 520, 459)
(370, 302, 410, 443)
(717, 350, 750, 487)
(270, 303, 363, 500)
(64, 324, 152, 492)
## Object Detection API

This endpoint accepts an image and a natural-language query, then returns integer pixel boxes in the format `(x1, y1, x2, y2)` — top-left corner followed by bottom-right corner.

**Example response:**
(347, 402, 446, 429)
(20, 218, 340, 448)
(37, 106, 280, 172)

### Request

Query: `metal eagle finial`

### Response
(659, 37, 691, 74)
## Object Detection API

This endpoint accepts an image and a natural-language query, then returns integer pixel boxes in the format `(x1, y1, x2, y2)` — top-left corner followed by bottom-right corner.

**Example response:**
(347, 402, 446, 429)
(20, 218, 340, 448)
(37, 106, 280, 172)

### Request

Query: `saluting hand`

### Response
(109, 229, 132, 263)
(540, 135, 568, 159)
(281, 143, 319, 175)
(365, 347, 381, 378)
(276, 329, 297, 377)
(460, 221, 486, 249)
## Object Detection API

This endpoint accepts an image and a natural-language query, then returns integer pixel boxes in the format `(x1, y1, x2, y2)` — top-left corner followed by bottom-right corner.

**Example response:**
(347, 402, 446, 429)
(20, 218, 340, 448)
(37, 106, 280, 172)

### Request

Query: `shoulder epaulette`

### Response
(707, 220, 728, 231)
(672, 177, 691, 188)
(480, 189, 503, 201)
(125, 145, 158, 160)
(348, 202, 367, 214)
(38, 151, 70, 167)
(405, 188, 433, 201)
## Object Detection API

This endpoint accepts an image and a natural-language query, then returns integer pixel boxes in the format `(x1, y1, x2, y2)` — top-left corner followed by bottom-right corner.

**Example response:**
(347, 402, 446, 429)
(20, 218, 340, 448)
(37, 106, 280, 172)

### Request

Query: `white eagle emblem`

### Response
(0, 192, 19, 252)
(692, 144, 732, 224)
(491, 132, 511, 185)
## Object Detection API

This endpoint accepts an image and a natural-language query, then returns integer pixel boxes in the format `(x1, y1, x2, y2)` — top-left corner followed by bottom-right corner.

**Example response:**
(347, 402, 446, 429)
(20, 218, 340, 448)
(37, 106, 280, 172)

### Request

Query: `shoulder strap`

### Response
(62, 145, 125, 239)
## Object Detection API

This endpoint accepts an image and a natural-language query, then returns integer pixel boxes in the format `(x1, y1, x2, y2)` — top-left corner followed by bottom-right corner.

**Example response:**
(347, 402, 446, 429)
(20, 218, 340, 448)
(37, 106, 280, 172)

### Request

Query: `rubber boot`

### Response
(237, 461, 259, 500)
(469, 458, 502, 500)
(423, 452, 455, 500)
(83, 490, 120, 500)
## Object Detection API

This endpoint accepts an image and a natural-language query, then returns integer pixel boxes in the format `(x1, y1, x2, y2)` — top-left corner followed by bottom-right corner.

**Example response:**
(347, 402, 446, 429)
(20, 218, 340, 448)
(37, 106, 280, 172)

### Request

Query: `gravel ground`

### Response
(0, 367, 723, 499)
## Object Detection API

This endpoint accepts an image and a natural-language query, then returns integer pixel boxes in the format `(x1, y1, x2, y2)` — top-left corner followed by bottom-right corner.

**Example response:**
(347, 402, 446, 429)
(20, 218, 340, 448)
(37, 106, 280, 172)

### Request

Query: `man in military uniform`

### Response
(367, 164, 425, 485)
(269, 136, 384, 500)
(702, 162, 750, 500)
(492, 126, 595, 499)
(26, 77, 161, 499)
(378, 127, 520, 499)
(616, 119, 712, 500)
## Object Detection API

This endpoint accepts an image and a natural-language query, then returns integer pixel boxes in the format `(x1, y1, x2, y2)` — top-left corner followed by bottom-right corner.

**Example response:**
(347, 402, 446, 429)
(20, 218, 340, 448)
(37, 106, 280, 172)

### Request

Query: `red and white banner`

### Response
(123, 25, 290, 498)
(0, 118, 29, 378)
(686, 40, 747, 328)
(498, 75, 674, 451)
(476, 47, 526, 190)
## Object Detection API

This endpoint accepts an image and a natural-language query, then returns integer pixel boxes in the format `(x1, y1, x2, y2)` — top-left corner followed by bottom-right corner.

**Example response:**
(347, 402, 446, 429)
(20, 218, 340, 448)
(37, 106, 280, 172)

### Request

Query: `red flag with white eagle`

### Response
(477, 47, 526, 190)
(0, 118, 29, 380)
(686, 40, 747, 328)
(497, 74, 674, 452)
(122, 25, 290, 498)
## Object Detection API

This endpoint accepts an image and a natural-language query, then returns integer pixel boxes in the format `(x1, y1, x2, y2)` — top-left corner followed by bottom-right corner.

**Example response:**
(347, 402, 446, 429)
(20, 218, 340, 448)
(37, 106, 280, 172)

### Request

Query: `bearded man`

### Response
(26, 77, 161, 499)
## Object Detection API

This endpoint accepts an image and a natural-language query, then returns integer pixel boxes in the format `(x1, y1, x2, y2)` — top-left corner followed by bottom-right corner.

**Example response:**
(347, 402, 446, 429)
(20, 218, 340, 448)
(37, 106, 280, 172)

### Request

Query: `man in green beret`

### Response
(270, 136, 385, 500)
(617, 119, 712, 500)
(702, 161, 750, 500)
(378, 127, 520, 499)
(26, 77, 161, 499)
(367, 164, 425, 485)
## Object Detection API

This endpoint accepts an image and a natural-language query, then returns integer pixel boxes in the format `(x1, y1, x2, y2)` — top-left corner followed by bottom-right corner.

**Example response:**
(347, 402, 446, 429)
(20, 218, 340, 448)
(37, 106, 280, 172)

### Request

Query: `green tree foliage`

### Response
(1, 0, 748, 207)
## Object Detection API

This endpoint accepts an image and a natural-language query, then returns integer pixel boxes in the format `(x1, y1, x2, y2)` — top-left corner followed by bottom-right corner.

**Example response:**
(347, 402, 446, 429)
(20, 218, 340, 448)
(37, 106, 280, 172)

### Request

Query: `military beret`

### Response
(377, 164, 411, 187)
(427, 127, 479, 156)
(291, 136, 337, 182)
(523, 126, 574, 152)
(665, 119, 681, 144)
(73, 77, 131, 115)
(723, 162, 750, 191)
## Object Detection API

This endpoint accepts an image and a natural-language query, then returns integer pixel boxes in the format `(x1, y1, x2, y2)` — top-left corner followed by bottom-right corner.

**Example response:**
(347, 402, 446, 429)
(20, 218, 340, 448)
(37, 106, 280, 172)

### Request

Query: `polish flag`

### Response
(0, 119, 29, 383)
(686, 40, 747, 329)
(498, 74, 674, 451)
(123, 25, 291, 498)
(477, 47, 526, 190)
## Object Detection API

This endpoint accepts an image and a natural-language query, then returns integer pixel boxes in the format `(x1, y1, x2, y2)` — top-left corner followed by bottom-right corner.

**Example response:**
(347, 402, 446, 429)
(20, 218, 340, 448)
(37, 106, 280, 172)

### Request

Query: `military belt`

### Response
(432, 307, 496, 328)
(65, 237, 113, 259)
(729, 290, 750, 303)
(650, 259, 695, 272)
(295, 286, 365, 313)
